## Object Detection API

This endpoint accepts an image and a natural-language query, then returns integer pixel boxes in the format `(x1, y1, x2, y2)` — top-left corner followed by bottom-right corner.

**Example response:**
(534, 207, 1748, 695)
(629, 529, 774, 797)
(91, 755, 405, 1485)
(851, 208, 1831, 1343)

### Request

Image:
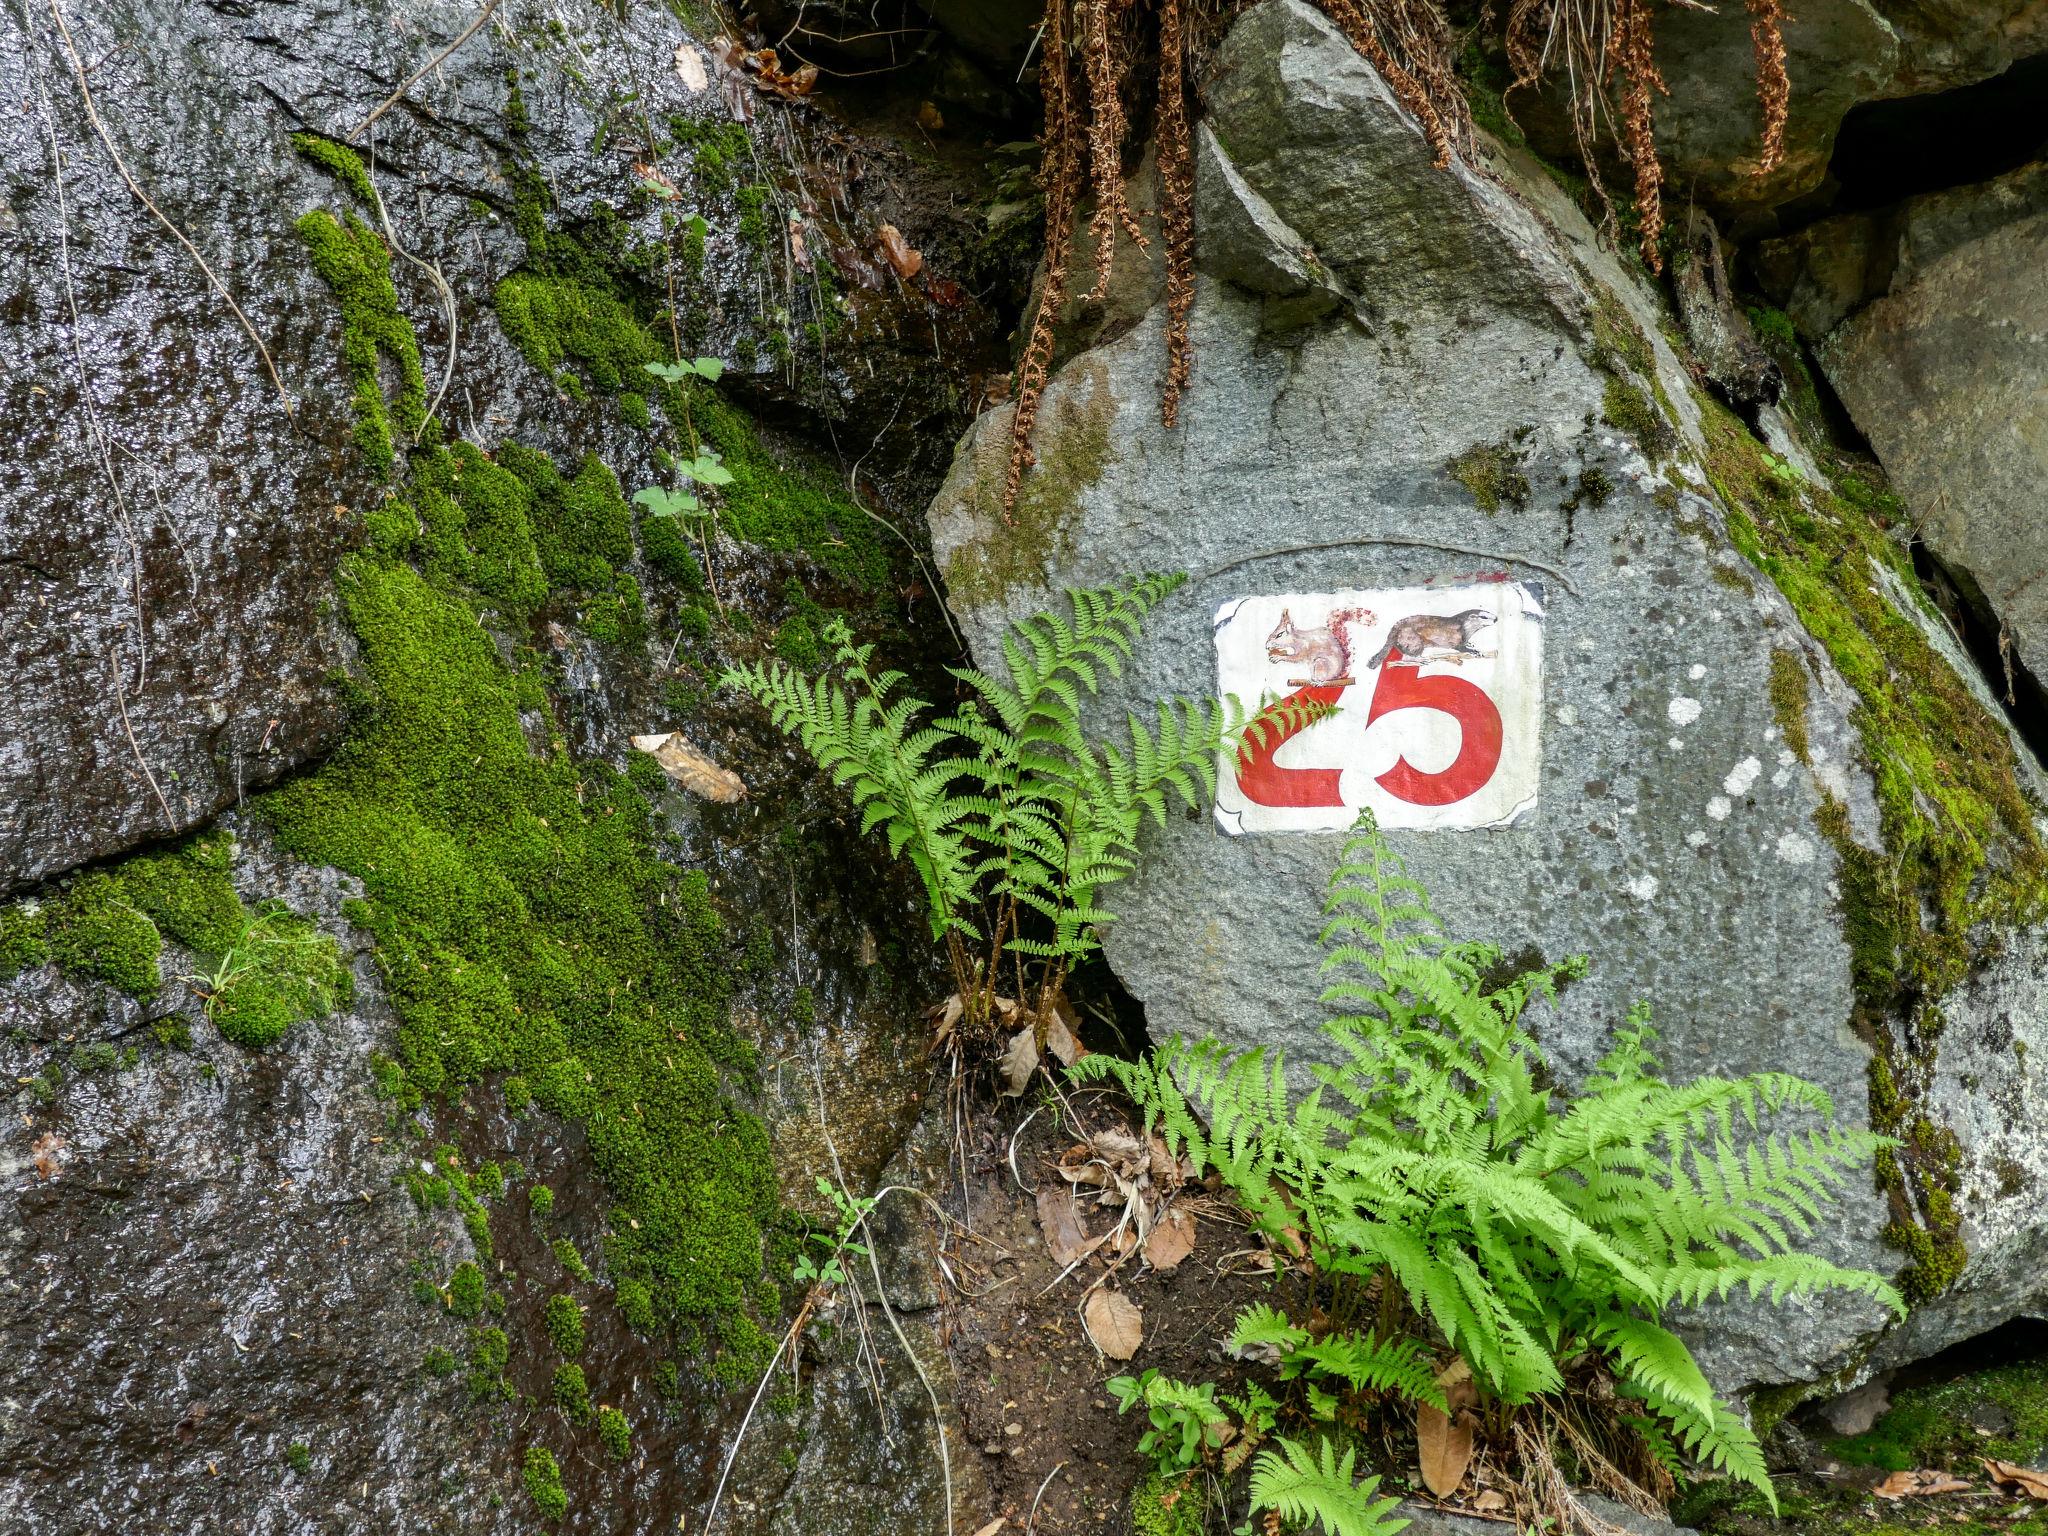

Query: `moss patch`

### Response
(290, 132, 378, 210)
(946, 359, 1117, 608)
(1132, 1471, 1206, 1536)
(596, 1404, 632, 1460)
(1699, 391, 2047, 1300)
(1446, 430, 1533, 513)
(258, 549, 777, 1351)
(296, 209, 427, 478)
(523, 1445, 567, 1522)
(1832, 1355, 2048, 1472)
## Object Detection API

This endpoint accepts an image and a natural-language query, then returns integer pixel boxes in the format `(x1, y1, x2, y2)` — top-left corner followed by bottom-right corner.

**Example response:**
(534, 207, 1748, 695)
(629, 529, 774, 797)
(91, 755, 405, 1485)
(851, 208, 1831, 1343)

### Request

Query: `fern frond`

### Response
(1248, 1438, 1406, 1536)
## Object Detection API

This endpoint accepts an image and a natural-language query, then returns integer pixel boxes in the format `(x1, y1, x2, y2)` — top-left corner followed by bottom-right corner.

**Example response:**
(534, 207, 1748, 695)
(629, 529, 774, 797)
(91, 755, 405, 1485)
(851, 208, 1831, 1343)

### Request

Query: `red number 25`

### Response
(1234, 663, 1503, 809)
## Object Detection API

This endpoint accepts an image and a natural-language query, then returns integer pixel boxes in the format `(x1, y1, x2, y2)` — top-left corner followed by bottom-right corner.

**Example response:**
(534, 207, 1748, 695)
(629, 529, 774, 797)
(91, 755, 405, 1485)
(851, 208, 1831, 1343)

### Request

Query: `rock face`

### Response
(0, 0, 986, 1528)
(1766, 163, 2048, 685)
(929, 0, 2048, 1398)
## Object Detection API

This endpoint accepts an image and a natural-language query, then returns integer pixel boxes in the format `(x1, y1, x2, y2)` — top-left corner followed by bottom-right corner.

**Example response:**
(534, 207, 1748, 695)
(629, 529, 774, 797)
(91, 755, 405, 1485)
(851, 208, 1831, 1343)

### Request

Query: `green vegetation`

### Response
(7, 834, 346, 1049)
(529, 1183, 555, 1221)
(1446, 431, 1532, 512)
(596, 1404, 632, 1460)
(543, 1293, 585, 1358)
(289, 131, 377, 209)
(1131, 1470, 1207, 1536)
(551, 1236, 594, 1282)
(259, 543, 777, 1356)
(1699, 390, 2046, 1299)
(551, 1362, 592, 1422)
(523, 1445, 567, 1522)
(284, 1441, 312, 1475)
(467, 1326, 513, 1401)
(296, 208, 426, 477)
(445, 1261, 487, 1320)
(423, 1346, 457, 1377)
(1080, 811, 1899, 1510)
(1830, 1355, 2048, 1472)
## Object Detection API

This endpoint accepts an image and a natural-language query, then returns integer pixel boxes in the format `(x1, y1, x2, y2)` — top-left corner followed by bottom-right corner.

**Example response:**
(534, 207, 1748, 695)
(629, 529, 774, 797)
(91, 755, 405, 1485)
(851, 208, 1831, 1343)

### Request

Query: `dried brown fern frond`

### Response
(1083, 0, 1149, 299)
(1003, 0, 1085, 520)
(1612, 0, 1667, 266)
(1157, 0, 1196, 427)
(1747, 0, 1789, 174)
(1317, 0, 1473, 167)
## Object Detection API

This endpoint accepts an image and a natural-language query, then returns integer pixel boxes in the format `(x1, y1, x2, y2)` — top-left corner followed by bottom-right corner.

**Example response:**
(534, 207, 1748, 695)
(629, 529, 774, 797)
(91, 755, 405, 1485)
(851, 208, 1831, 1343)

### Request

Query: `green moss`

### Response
(616, 1277, 656, 1332)
(297, 209, 427, 478)
(1446, 431, 1532, 513)
(543, 1293, 586, 1357)
(1770, 649, 1814, 766)
(467, 1326, 513, 1401)
(945, 358, 1117, 608)
(529, 1182, 556, 1220)
(1131, 1471, 1205, 1536)
(0, 903, 49, 979)
(441, 444, 549, 615)
(582, 572, 648, 647)
(774, 577, 830, 667)
(551, 1237, 594, 1284)
(1747, 304, 1825, 427)
(1457, 42, 1526, 149)
(423, 1346, 457, 1377)
(672, 116, 754, 196)
(258, 551, 776, 1350)
(495, 267, 660, 395)
(1832, 1355, 2048, 1472)
(46, 874, 163, 997)
(1602, 375, 1676, 464)
(117, 832, 242, 952)
(619, 391, 651, 430)
(551, 1362, 592, 1422)
(446, 1260, 488, 1319)
(596, 1404, 632, 1460)
(1699, 391, 2046, 1299)
(640, 504, 705, 590)
(523, 1445, 568, 1522)
(290, 132, 378, 209)
(284, 1441, 313, 1475)
(206, 901, 353, 1049)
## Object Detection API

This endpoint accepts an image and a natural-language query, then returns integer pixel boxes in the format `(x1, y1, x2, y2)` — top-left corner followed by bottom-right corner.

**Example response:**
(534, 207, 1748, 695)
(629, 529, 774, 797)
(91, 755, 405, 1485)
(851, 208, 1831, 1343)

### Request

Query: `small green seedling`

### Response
(790, 1175, 877, 1288)
(644, 356, 725, 385)
(633, 486, 700, 520)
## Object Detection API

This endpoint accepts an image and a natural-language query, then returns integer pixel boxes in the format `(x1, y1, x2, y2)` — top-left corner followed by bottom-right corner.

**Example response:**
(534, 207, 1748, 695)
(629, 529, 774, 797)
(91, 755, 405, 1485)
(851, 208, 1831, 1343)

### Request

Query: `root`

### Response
(348, 0, 505, 143)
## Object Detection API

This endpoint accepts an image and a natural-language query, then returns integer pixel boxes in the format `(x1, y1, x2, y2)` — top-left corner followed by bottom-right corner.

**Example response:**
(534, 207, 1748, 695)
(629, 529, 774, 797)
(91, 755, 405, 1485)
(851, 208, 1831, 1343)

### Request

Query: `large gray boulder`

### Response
(929, 0, 2048, 1400)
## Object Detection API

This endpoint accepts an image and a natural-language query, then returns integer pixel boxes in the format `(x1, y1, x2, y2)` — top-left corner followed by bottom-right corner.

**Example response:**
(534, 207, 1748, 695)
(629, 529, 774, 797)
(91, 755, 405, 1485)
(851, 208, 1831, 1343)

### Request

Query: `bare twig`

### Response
(347, 0, 504, 143)
(47, 0, 294, 420)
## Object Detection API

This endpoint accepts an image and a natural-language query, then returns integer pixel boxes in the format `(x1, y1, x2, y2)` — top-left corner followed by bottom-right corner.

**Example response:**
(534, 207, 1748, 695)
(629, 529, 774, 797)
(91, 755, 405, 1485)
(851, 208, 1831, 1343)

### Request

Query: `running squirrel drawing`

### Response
(1265, 606, 1375, 686)
(1366, 609, 1497, 668)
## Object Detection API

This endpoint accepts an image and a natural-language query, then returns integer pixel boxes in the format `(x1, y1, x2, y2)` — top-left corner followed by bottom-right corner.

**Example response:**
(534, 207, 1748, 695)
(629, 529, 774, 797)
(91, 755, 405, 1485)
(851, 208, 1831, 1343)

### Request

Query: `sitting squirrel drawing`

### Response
(1265, 606, 1375, 686)
(1366, 609, 1497, 669)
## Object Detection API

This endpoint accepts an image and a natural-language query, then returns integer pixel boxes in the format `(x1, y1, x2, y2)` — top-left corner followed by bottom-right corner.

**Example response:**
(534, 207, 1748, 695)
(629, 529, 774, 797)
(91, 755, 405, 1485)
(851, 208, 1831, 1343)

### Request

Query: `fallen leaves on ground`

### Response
(968, 1519, 1006, 1536)
(1983, 1458, 2048, 1499)
(1874, 1469, 1975, 1499)
(1417, 1359, 1478, 1498)
(1142, 1205, 1196, 1271)
(32, 1131, 64, 1180)
(673, 43, 708, 91)
(713, 39, 819, 98)
(878, 222, 923, 280)
(629, 732, 746, 801)
(1035, 1184, 1104, 1268)
(996, 1026, 1038, 1097)
(1083, 1289, 1143, 1359)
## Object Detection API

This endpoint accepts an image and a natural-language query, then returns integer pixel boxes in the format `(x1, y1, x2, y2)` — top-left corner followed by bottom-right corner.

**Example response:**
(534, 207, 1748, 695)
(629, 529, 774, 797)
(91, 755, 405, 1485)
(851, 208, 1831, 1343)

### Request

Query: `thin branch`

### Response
(1196, 537, 1581, 596)
(347, 0, 504, 143)
(46, 0, 294, 420)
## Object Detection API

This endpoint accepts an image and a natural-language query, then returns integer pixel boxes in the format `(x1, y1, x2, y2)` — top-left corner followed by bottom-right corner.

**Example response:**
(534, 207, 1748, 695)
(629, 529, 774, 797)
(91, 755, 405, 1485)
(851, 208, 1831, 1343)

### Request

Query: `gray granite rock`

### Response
(926, 0, 2048, 1400)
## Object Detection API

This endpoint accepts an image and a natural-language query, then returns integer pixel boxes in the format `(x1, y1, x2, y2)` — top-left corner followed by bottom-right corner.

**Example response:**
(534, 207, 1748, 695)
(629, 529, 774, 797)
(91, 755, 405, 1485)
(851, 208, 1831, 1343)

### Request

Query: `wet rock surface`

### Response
(928, 0, 2048, 1399)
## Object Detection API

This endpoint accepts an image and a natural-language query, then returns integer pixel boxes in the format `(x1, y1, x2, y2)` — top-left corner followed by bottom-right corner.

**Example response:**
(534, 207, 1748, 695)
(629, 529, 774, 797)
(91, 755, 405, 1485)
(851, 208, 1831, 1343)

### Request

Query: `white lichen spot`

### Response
(1707, 795, 1732, 821)
(1778, 749, 1797, 767)
(1723, 756, 1763, 796)
(1555, 703, 1579, 727)
(1668, 737, 1685, 750)
(1776, 832, 1816, 865)
(1668, 696, 1703, 726)
(1686, 829, 1708, 848)
(1688, 663, 1707, 681)
(1626, 874, 1660, 901)
(1772, 767, 1793, 788)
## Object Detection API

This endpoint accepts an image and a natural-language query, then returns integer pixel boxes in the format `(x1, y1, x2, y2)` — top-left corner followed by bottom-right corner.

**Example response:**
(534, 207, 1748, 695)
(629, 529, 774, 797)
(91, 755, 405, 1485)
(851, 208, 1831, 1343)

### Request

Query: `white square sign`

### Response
(1213, 582, 1545, 833)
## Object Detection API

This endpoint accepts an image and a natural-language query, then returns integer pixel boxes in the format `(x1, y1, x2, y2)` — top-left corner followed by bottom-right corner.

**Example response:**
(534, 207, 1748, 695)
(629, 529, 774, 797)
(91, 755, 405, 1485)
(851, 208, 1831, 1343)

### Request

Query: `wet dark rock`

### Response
(1671, 209, 1781, 416)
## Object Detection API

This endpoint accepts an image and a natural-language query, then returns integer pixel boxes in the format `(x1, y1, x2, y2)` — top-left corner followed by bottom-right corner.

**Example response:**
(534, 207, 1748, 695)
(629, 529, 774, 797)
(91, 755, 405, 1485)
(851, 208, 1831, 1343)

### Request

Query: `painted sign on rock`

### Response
(1213, 582, 1545, 833)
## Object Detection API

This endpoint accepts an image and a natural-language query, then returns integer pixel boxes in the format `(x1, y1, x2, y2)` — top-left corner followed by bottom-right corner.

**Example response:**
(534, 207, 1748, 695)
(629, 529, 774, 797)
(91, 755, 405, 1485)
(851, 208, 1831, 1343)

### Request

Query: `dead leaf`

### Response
(1875, 1469, 1974, 1499)
(1417, 1360, 1478, 1499)
(1474, 1490, 1509, 1514)
(877, 223, 924, 281)
(32, 1131, 64, 1180)
(997, 1026, 1038, 1097)
(1035, 1184, 1103, 1267)
(1983, 1458, 2048, 1499)
(930, 993, 964, 1050)
(674, 43, 709, 91)
(970, 1521, 1005, 1536)
(1042, 995, 1086, 1066)
(632, 161, 681, 200)
(1142, 1205, 1196, 1271)
(917, 101, 945, 133)
(787, 214, 810, 271)
(1082, 1289, 1143, 1359)
(630, 733, 746, 802)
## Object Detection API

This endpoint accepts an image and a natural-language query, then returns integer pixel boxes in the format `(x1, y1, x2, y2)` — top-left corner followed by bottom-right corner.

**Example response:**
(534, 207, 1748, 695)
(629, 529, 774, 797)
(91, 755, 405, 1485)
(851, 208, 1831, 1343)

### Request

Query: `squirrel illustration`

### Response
(1366, 609, 1497, 669)
(1265, 606, 1375, 686)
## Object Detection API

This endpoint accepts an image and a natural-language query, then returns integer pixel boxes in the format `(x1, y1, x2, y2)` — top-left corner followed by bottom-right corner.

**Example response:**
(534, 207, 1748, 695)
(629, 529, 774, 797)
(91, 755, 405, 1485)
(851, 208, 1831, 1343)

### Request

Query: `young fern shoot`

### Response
(1077, 809, 1902, 1512)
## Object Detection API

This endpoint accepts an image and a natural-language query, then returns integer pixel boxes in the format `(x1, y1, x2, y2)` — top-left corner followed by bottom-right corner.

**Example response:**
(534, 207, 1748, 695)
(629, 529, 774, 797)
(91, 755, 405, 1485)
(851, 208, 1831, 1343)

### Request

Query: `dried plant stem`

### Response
(46, 0, 294, 421)
(348, 0, 504, 143)
(1157, 0, 1196, 428)
(1081, 0, 1147, 299)
(1747, 0, 1789, 175)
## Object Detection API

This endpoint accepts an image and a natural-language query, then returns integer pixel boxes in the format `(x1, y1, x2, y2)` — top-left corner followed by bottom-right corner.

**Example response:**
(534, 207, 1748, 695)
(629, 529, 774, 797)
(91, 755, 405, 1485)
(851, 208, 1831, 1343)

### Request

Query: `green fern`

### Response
(726, 574, 1256, 1019)
(1076, 810, 1902, 1506)
(1247, 1437, 1406, 1536)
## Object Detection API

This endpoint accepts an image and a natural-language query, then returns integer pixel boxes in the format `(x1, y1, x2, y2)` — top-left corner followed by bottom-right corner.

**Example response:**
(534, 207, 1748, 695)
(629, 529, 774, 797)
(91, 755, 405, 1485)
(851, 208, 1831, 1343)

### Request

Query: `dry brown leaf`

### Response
(1417, 1360, 1478, 1499)
(1875, 1469, 1974, 1499)
(630, 732, 746, 802)
(32, 1131, 64, 1180)
(1983, 1458, 2048, 1499)
(1043, 996, 1086, 1066)
(1035, 1184, 1103, 1268)
(673, 43, 708, 91)
(1474, 1490, 1509, 1514)
(996, 1026, 1038, 1097)
(969, 1518, 1005, 1536)
(878, 223, 924, 281)
(1083, 1289, 1143, 1359)
(1142, 1205, 1196, 1271)
(930, 992, 964, 1049)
